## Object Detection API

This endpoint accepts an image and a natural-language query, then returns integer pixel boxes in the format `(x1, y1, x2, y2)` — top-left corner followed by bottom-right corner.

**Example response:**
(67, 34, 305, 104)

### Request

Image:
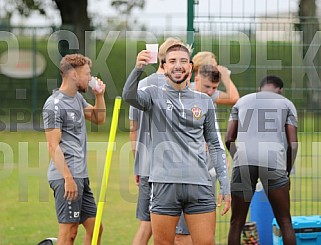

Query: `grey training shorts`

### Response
(231, 165, 289, 201)
(150, 183, 215, 216)
(176, 176, 216, 235)
(136, 176, 151, 221)
(49, 178, 97, 224)
(176, 212, 190, 235)
(176, 175, 218, 235)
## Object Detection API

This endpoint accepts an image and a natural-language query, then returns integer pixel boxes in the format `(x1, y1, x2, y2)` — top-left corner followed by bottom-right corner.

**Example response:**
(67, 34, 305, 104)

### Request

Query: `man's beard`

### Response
(166, 71, 190, 84)
(78, 85, 87, 93)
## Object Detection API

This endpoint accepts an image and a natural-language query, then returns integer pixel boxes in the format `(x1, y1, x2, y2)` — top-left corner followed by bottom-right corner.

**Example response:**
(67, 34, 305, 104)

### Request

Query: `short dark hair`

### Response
(165, 44, 191, 60)
(260, 75, 284, 89)
(199, 64, 221, 83)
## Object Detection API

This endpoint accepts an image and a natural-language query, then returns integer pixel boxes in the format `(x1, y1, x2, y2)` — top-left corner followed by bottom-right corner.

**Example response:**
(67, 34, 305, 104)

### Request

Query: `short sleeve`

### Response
(286, 101, 298, 127)
(229, 103, 239, 121)
(129, 105, 139, 121)
(43, 99, 63, 129)
(211, 90, 220, 103)
(78, 92, 89, 109)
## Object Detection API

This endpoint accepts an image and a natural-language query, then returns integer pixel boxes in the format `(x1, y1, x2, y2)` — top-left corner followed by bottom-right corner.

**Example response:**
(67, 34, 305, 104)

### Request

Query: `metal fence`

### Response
(0, 1, 321, 243)
(192, 0, 321, 244)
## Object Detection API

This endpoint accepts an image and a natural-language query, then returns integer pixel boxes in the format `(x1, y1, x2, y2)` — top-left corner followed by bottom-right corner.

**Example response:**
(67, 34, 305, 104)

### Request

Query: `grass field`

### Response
(0, 130, 320, 245)
(0, 131, 139, 245)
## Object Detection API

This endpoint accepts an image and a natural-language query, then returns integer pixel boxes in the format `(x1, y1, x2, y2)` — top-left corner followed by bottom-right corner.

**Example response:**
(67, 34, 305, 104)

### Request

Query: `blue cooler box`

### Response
(272, 216, 321, 245)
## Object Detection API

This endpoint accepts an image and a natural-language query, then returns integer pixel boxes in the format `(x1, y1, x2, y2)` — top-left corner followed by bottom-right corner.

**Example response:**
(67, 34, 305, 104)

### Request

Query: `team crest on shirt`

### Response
(191, 105, 202, 120)
(166, 99, 174, 110)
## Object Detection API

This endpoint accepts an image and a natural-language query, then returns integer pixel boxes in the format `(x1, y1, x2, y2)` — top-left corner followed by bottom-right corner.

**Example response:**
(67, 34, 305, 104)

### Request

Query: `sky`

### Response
(7, 0, 300, 32)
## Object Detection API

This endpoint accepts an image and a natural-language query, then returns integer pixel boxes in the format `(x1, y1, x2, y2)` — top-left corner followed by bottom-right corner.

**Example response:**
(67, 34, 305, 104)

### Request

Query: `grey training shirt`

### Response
(43, 90, 89, 180)
(229, 91, 297, 170)
(123, 68, 230, 194)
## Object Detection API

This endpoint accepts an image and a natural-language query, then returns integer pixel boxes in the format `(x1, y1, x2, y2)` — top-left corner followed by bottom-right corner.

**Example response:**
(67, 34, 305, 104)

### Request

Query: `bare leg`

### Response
(151, 213, 179, 245)
(174, 211, 216, 244)
(82, 217, 103, 245)
(174, 234, 193, 245)
(174, 212, 193, 245)
(132, 221, 152, 245)
(267, 183, 296, 245)
(57, 223, 79, 245)
(185, 211, 216, 245)
(227, 195, 251, 245)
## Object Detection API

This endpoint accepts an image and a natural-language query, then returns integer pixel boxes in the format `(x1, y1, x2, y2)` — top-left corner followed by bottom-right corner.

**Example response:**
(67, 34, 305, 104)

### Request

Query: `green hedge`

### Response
(0, 35, 313, 112)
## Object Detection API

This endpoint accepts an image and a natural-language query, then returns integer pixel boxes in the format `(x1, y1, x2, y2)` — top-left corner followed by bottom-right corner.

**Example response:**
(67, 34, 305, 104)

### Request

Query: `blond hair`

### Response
(192, 51, 217, 74)
(158, 37, 183, 64)
(59, 54, 92, 76)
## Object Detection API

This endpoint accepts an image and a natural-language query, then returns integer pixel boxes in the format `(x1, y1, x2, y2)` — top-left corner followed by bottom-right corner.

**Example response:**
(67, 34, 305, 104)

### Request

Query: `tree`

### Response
(53, 0, 90, 56)
(110, 0, 145, 30)
(297, 0, 320, 108)
(4, 0, 90, 55)
(4, 0, 145, 55)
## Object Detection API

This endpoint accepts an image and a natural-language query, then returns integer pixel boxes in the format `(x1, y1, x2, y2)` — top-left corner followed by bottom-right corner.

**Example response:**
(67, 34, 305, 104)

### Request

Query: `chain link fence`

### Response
(193, 1, 321, 243)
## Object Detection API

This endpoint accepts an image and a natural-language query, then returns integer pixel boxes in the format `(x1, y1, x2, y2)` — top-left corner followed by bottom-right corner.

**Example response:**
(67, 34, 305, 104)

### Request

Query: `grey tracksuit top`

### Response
(123, 67, 230, 194)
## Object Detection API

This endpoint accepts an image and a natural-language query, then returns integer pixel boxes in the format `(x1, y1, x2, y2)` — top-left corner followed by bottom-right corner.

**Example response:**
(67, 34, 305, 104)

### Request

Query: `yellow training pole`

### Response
(91, 96, 122, 245)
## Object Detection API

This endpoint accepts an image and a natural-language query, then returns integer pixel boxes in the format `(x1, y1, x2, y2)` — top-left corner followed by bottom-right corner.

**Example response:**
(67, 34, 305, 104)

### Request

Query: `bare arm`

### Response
(285, 124, 298, 176)
(45, 128, 78, 201)
(130, 118, 141, 185)
(129, 107, 140, 186)
(130, 120, 138, 157)
(84, 78, 106, 124)
(225, 120, 238, 158)
(215, 65, 239, 105)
